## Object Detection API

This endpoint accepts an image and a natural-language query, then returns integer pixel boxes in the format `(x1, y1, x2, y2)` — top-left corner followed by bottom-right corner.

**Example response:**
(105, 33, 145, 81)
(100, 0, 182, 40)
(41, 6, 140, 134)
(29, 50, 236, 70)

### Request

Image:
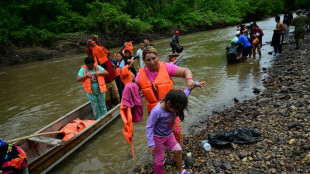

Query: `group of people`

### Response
(272, 8, 309, 54)
(231, 8, 309, 61)
(231, 22, 264, 61)
(77, 31, 201, 173)
(78, 36, 155, 119)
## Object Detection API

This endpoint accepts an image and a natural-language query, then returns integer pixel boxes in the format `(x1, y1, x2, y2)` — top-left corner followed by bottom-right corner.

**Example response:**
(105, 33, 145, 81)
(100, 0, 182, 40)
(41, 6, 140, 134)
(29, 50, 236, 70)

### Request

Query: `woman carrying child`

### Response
(251, 23, 264, 58)
(146, 81, 205, 174)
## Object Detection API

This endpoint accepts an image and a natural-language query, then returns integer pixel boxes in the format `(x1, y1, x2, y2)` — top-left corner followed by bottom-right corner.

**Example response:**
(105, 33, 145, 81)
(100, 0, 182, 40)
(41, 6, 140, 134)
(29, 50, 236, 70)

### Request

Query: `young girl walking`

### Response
(146, 81, 205, 174)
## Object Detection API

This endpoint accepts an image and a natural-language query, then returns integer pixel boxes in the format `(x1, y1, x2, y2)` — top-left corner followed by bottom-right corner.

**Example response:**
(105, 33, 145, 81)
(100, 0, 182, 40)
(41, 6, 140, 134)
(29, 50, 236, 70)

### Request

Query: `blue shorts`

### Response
(242, 46, 251, 57)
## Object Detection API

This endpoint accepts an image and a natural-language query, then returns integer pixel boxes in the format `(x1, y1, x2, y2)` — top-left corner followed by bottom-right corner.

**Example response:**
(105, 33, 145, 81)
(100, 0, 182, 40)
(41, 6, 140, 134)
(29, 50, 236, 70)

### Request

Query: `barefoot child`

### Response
(146, 81, 206, 174)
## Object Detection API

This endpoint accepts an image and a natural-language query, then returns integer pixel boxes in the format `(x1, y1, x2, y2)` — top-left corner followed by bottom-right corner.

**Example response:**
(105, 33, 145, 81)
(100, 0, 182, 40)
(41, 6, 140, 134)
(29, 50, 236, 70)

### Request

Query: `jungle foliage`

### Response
(0, 0, 306, 46)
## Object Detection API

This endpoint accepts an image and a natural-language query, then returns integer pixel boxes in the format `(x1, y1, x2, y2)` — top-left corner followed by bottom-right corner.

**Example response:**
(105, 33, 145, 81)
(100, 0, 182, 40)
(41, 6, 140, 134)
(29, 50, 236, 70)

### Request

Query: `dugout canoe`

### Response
(162, 52, 184, 65)
(14, 102, 120, 174)
(13, 51, 184, 174)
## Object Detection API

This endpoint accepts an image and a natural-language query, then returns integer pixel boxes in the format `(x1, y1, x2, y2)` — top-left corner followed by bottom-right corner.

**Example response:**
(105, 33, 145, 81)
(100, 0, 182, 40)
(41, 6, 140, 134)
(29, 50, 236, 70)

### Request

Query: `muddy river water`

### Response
(0, 16, 282, 173)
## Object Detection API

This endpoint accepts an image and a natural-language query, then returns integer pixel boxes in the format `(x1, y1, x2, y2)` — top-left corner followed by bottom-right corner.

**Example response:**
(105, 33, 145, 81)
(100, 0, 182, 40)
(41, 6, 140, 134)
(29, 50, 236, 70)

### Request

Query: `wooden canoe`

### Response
(162, 52, 184, 65)
(14, 51, 184, 174)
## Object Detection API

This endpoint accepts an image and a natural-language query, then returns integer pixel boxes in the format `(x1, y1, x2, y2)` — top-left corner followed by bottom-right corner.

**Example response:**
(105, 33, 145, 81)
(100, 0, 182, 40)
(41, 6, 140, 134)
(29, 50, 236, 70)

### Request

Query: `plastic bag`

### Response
(226, 45, 240, 62)
(208, 127, 261, 147)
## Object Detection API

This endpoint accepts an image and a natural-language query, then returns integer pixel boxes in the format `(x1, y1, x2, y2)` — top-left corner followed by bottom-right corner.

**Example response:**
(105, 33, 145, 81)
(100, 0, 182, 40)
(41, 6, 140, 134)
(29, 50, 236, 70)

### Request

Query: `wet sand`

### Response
(134, 33, 310, 173)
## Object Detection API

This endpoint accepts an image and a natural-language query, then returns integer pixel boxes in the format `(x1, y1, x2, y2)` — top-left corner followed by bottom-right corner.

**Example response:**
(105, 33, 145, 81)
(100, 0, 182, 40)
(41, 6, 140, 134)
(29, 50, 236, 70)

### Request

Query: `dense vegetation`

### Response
(0, 0, 307, 46)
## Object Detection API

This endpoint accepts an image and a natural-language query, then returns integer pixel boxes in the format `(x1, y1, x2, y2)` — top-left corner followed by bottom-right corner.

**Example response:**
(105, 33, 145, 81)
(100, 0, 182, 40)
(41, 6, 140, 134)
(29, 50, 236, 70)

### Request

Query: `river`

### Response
(0, 16, 279, 173)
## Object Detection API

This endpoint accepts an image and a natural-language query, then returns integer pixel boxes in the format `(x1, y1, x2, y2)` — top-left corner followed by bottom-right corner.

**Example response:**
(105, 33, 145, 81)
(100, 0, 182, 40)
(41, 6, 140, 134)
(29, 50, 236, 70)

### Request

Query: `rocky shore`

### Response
(133, 34, 310, 174)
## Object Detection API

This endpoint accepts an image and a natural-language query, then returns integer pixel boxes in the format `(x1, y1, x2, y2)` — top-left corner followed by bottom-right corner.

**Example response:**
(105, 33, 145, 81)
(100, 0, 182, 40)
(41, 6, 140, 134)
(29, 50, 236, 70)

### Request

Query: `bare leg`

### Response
(236, 52, 242, 60)
(174, 150, 183, 173)
(257, 44, 262, 58)
(249, 46, 252, 58)
(252, 45, 256, 59)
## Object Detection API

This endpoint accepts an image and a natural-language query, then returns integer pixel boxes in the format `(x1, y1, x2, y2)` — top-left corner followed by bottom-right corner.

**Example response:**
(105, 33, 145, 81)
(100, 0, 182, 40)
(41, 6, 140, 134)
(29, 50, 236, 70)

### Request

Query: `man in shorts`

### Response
(236, 30, 252, 61)
(273, 15, 285, 56)
(102, 58, 120, 110)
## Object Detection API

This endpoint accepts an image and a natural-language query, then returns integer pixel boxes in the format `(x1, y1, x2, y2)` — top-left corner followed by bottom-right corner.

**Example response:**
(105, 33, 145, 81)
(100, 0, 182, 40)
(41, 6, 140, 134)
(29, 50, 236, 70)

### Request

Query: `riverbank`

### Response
(0, 21, 247, 66)
(133, 34, 310, 173)
(0, 24, 229, 65)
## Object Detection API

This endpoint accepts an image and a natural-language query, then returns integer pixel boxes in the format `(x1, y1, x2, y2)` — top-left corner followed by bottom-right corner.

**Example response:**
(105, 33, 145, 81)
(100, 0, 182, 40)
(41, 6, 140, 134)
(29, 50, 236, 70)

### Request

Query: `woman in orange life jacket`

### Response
(77, 57, 109, 119)
(135, 46, 196, 115)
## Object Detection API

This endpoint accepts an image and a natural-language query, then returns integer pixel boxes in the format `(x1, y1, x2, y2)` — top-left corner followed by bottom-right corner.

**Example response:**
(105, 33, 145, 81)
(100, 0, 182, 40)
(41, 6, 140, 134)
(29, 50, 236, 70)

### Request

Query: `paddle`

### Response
(6, 131, 63, 144)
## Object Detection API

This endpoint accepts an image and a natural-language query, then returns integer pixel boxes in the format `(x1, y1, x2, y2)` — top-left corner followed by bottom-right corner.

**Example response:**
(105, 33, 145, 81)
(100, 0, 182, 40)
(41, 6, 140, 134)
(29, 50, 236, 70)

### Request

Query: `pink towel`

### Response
(122, 82, 143, 123)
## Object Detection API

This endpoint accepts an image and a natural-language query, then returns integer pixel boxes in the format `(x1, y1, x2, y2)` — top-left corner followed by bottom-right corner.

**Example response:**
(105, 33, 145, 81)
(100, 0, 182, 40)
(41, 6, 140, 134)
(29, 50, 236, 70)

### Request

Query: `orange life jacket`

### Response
(115, 67, 120, 77)
(101, 46, 110, 55)
(61, 123, 79, 141)
(139, 62, 174, 113)
(252, 38, 259, 45)
(82, 64, 107, 94)
(120, 65, 135, 85)
(120, 100, 135, 159)
(92, 41, 110, 55)
(91, 41, 108, 65)
(170, 56, 177, 63)
(110, 59, 120, 77)
(122, 41, 134, 56)
(61, 118, 95, 141)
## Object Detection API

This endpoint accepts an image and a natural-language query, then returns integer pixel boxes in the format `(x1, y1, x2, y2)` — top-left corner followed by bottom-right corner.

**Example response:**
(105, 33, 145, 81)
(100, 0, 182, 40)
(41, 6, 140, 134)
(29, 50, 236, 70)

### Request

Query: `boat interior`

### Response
(15, 102, 94, 164)
(163, 53, 181, 62)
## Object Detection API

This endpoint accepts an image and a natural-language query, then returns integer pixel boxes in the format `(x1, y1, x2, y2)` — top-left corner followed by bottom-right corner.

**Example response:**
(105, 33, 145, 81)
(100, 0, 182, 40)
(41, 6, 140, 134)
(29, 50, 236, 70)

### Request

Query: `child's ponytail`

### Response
(164, 89, 188, 121)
